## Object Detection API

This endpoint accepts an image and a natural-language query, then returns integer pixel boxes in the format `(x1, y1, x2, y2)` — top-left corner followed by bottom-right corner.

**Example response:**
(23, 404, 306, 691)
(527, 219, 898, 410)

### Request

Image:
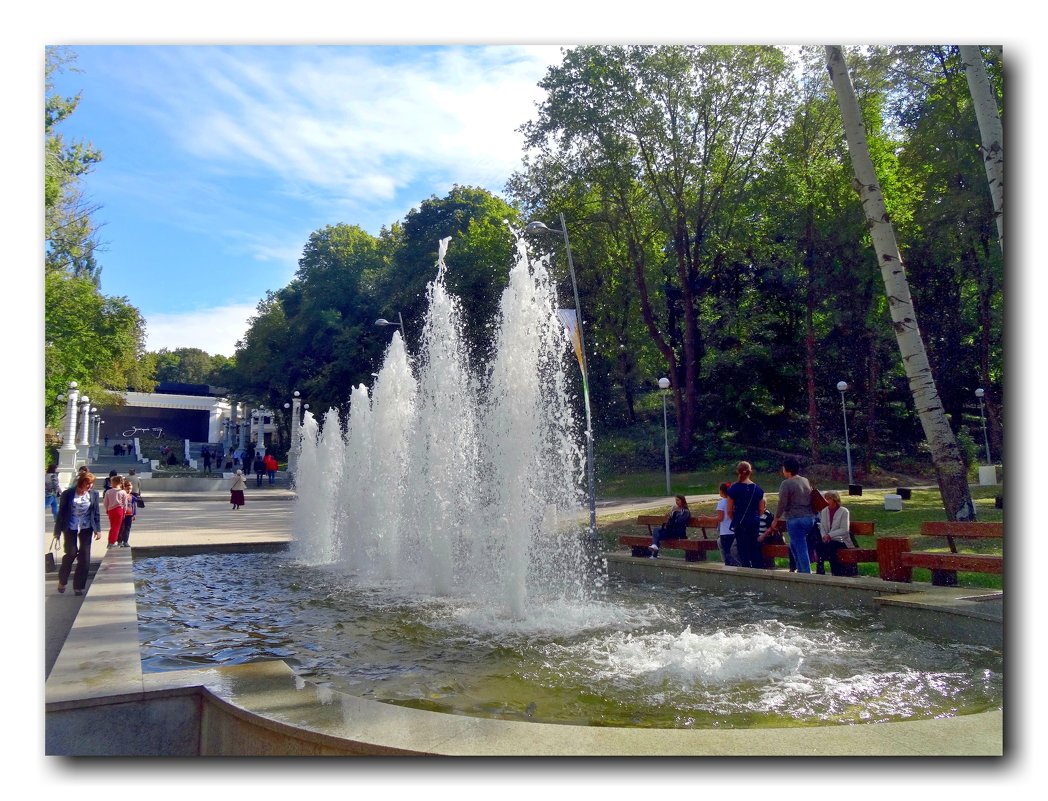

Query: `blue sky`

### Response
(48, 44, 567, 355)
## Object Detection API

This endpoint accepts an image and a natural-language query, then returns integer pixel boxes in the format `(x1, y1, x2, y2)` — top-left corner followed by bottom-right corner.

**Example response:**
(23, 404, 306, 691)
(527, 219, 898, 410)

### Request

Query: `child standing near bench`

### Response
(714, 482, 740, 566)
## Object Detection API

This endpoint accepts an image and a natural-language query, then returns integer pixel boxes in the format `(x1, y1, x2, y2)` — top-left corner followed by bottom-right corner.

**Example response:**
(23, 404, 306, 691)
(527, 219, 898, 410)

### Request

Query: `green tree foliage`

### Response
(45, 46, 104, 283)
(227, 187, 519, 419)
(45, 271, 154, 427)
(150, 347, 234, 385)
(517, 45, 795, 453)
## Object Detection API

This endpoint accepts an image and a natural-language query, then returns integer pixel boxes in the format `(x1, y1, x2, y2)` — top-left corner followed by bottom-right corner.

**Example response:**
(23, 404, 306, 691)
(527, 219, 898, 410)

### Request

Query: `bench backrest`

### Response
(849, 521, 875, 537)
(919, 522, 1003, 538)
(919, 521, 1003, 553)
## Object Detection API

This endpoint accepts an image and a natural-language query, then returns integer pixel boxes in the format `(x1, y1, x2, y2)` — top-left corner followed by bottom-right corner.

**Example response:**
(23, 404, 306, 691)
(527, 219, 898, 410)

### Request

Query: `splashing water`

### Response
(291, 236, 597, 618)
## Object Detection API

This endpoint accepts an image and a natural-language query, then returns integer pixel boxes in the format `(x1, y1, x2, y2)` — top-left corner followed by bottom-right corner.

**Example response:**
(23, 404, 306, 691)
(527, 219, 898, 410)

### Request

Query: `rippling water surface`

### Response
(134, 551, 1002, 729)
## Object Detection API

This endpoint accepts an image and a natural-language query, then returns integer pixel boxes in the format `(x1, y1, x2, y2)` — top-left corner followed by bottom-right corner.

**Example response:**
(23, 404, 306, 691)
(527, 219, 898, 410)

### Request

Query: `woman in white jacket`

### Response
(816, 490, 854, 575)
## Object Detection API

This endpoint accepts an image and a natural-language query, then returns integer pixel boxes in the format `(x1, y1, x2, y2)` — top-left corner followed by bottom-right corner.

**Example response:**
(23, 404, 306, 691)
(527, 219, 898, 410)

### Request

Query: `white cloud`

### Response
(148, 45, 562, 209)
(145, 303, 259, 356)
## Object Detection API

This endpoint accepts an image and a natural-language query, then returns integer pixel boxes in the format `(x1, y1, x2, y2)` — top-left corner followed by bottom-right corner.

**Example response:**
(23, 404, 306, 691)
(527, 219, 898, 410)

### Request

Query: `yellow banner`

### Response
(557, 309, 586, 376)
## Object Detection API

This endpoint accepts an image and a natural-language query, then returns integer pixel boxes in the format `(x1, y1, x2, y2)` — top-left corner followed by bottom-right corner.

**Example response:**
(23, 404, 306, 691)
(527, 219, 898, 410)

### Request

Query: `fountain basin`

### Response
(45, 546, 1003, 755)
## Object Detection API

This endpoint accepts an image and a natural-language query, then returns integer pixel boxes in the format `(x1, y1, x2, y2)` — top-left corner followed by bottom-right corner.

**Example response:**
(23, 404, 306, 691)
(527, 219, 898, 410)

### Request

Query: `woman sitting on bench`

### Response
(648, 495, 691, 558)
(816, 490, 855, 575)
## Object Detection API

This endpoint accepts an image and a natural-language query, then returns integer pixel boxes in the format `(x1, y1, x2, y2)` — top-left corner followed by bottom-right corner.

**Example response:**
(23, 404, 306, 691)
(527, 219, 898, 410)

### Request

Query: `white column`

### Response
(77, 395, 92, 464)
(57, 382, 80, 486)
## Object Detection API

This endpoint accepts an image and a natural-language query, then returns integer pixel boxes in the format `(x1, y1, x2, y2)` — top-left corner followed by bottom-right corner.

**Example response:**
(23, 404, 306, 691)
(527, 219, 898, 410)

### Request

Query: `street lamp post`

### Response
(525, 213, 597, 540)
(374, 313, 406, 338)
(284, 390, 303, 479)
(836, 381, 854, 488)
(658, 378, 672, 496)
(975, 388, 992, 464)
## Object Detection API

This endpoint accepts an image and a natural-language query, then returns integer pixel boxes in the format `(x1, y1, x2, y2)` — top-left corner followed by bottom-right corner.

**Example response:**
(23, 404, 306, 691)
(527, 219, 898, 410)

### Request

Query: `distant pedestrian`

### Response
(766, 457, 816, 574)
(253, 454, 265, 487)
(230, 470, 247, 510)
(264, 453, 278, 485)
(104, 435, 109, 447)
(104, 469, 118, 492)
(45, 464, 61, 520)
(202, 446, 212, 474)
(117, 478, 137, 547)
(55, 472, 102, 596)
(102, 475, 127, 548)
(726, 461, 765, 569)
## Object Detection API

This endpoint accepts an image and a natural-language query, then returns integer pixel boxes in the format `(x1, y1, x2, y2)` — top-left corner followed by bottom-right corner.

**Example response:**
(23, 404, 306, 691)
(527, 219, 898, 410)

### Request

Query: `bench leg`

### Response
(877, 537, 912, 582)
(684, 550, 706, 562)
(631, 546, 649, 558)
(931, 569, 958, 587)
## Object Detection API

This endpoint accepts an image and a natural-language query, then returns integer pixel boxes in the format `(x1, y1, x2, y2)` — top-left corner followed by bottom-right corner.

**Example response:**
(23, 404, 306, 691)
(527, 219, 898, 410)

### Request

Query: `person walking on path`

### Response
(726, 462, 765, 569)
(102, 475, 127, 548)
(117, 478, 138, 547)
(45, 464, 61, 521)
(253, 453, 266, 487)
(202, 446, 212, 475)
(230, 469, 247, 510)
(766, 457, 816, 574)
(54, 472, 101, 596)
(264, 453, 278, 485)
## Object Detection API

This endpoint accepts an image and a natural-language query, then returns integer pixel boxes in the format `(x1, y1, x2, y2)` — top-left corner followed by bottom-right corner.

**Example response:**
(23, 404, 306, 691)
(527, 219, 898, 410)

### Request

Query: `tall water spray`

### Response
(292, 235, 600, 617)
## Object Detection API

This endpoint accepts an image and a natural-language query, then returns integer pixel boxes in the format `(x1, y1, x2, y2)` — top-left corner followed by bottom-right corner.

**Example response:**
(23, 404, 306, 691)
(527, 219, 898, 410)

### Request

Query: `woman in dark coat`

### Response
(54, 472, 102, 596)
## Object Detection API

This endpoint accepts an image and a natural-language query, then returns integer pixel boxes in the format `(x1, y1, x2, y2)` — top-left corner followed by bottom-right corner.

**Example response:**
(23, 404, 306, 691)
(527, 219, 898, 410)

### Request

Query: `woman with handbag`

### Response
(726, 462, 765, 568)
(54, 472, 102, 596)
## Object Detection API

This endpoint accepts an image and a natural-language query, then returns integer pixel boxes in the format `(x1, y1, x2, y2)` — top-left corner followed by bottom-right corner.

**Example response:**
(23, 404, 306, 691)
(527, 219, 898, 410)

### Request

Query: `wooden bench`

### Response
(895, 522, 1003, 586)
(619, 514, 721, 562)
(760, 521, 876, 574)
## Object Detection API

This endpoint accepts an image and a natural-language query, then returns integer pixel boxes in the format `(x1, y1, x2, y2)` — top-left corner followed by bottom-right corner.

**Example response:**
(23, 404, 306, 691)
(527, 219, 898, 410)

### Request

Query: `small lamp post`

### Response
(974, 388, 997, 486)
(837, 381, 856, 491)
(974, 388, 992, 464)
(525, 213, 597, 541)
(658, 377, 671, 496)
(284, 390, 303, 479)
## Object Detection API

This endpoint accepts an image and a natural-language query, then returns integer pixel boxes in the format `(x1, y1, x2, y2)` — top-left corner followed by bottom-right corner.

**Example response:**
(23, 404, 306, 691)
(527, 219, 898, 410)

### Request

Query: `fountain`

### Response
(290, 234, 599, 618)
(129, 234, 1002, 736)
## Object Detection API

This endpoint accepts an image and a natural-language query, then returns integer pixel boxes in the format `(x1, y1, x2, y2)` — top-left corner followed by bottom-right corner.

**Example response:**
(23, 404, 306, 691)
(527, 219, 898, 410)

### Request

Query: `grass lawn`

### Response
(595, 483, 1003, 590)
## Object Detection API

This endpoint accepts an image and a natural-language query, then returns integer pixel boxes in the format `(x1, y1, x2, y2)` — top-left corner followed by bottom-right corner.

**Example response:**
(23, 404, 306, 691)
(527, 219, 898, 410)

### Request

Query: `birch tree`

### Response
(958, 45, 1004, 254)
(825, 45, 975, 521)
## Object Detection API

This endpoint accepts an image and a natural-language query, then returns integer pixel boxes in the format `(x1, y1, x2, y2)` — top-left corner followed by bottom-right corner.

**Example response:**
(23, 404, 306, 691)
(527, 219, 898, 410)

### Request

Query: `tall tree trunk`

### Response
(825, 46, 976, 521)
(958, 45, 1004, 255)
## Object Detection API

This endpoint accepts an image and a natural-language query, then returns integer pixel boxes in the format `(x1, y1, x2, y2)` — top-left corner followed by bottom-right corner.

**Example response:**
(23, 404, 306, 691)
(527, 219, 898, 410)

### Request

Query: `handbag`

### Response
(810, 485, 828, 513)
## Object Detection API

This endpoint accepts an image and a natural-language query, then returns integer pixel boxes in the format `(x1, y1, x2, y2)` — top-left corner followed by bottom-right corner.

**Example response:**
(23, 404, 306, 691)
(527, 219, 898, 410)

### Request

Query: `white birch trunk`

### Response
(825, 45, 976, 522)
(958, 45, 1004, 254)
